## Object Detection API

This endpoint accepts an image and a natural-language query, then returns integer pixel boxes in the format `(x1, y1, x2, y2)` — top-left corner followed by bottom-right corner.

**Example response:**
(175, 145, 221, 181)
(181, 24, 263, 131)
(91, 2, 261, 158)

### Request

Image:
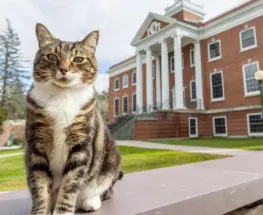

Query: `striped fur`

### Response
(25, 23, 122, 215)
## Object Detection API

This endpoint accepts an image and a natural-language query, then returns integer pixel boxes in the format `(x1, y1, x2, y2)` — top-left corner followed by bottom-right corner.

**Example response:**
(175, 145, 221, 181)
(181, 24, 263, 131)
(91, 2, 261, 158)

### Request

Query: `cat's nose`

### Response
(59, 67, 68, 75)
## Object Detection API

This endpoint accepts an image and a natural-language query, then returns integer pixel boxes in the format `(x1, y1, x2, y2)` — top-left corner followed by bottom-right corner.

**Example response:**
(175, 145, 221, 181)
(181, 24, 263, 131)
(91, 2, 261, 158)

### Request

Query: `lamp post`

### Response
(255, 70, 263, 119)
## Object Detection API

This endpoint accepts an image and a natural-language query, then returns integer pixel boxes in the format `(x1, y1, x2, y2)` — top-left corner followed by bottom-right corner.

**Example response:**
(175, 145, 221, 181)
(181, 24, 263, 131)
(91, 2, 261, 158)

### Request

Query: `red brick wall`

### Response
(134, 109, 262, 140)
(108, 68, 136, 122)
(108, 16, 263, 122)
(171, 10, 202, 22)
(201, 16, 263, 110)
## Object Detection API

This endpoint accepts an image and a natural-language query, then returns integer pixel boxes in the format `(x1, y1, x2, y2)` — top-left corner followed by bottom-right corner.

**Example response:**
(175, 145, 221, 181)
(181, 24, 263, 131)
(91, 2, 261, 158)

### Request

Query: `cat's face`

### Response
(33, 23, 99, 88)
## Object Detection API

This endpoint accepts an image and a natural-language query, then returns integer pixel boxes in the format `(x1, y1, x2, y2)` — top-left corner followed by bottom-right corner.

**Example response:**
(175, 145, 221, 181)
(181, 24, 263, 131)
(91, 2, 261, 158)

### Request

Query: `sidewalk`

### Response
(116, 140, 259, 156)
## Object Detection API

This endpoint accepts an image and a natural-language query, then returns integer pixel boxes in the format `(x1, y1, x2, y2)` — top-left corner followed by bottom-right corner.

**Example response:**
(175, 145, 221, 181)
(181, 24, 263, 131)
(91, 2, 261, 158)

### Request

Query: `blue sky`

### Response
(0, 0, 248, 92)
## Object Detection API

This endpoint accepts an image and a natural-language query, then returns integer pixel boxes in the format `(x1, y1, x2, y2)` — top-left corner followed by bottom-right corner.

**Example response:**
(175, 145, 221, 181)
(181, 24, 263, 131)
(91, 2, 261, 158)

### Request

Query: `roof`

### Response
(109, 56, 136, 70)
(109, 0, 259, 72)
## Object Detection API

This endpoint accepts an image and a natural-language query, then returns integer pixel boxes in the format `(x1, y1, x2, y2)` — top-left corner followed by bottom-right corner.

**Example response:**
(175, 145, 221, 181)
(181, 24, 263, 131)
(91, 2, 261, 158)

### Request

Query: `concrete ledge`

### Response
(1, 154, 263, 215)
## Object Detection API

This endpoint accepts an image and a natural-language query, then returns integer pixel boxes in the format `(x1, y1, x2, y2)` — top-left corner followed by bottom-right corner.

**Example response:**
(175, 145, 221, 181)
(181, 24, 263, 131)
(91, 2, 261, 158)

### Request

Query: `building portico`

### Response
(134, 31, 204, 112)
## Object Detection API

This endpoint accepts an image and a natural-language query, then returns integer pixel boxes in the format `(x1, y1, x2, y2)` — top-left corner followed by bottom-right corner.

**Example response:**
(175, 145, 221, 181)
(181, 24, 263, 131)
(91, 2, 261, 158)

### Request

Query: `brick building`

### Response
(107, 0, 263, 139)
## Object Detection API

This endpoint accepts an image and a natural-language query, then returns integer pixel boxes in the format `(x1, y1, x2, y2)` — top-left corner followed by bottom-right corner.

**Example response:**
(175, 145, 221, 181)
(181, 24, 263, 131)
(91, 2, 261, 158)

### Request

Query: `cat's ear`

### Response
(81, 30, 99, 54)
(35, 23, 57, 48)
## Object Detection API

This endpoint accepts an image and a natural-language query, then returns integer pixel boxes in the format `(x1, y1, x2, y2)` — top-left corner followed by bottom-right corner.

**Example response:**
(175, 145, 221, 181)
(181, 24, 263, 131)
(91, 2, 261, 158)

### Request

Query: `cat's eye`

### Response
(47, 54, 58, 62)
(73, 57, 84, 63)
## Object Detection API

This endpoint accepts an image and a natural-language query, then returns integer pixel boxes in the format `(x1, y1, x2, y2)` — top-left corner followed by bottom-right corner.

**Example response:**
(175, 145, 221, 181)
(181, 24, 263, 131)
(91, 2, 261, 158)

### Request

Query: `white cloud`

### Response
(94, 73, 109, 93)
(0, 0, 250, 92)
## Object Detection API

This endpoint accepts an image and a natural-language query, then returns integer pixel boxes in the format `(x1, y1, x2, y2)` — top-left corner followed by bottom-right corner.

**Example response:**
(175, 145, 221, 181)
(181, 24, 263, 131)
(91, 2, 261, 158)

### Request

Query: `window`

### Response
(247, 113, 263, 136)
(114, 78, 119, 91)
(152, 64, 155, 79)
(132, 70, 136, 86)
(213, 116, 227, 136)
(132, 93, 137, 113)
(240, 27, 257, 52)
(189, 117, 198, 138)
(114, 98, 119, 117)
(190, 49, 195, 67)
(190, 80, 196, 102)
(243, 62, 260, 96)
(123, 96, 128, 114)
(170, 56, 175, 73)
(182, 54, 184, 70)
(208, 40, 221, 61)
(210, 71, 224, 102)
(170, 55, 184, 73)
(123, 74, 128, 89)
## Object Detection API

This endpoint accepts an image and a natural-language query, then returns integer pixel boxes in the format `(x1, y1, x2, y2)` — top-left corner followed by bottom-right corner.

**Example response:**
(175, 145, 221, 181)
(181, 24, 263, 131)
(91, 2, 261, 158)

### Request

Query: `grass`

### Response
(0, 146, 226, 192)
(0, 148, 24, 156)
(149, 138, 263, 150)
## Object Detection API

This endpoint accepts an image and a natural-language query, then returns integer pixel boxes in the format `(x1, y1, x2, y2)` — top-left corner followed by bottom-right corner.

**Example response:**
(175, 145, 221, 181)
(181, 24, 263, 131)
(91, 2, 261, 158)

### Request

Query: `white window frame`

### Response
(208, 40, 222, 62)
(122, 95, 128, 115)
(114, 78, 120, 92)
(240, 26, 257, 52)
(242, 61, 260, 97)
(132, 92, 137, 114)
(247, 113, 263, 137)
(122, 74, 129, 89)
(189, 117, 198, 138)
(190, 49, 195, 67)
(182, 54, 184, 70)
(152, 64, 155, 79)
(210, 71, 225, 102)
(114, 97, 120, 117)
(213, 116, 228, 137)
(132, 70, 136, 86)
(190, 80, 197, 102)
(170, 56, 175, 73)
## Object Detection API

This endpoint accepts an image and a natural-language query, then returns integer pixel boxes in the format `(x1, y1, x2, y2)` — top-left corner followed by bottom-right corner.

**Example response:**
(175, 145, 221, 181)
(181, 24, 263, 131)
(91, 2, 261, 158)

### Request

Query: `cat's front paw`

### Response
(82, 195, 101, 212)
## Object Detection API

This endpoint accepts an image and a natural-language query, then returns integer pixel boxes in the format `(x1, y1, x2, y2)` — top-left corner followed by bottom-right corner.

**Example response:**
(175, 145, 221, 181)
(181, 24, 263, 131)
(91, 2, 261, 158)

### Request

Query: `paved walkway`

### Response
(116, 140, 260, 156)
(0, 146, 22, 150)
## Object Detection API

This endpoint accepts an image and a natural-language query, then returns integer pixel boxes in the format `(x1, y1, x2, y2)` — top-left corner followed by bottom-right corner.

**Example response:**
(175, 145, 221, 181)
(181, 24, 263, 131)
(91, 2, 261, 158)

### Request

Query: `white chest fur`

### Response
(30, 82, 94, 189)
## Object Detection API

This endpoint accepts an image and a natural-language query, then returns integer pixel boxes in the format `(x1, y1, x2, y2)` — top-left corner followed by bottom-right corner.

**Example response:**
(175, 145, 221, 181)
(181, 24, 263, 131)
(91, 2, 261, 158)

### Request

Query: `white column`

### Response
(136, 51, 143, 114)
(194, 40, 205, 110)
(146, 47, 153, 112)
(161, 40, 170, 110)
(155, 55, 161, 106)
(174, 35, 185, 110)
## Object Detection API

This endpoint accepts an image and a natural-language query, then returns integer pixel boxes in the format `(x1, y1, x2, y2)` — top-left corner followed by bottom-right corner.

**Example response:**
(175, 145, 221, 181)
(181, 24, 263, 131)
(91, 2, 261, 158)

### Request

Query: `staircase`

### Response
(107, 115, 136, 140)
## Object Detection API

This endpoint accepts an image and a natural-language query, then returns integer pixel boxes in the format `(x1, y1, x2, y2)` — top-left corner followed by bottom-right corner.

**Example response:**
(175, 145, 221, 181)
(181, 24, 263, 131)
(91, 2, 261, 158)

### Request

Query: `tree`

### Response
(0, 19, 29, 119)
(96, 90, 109, 122)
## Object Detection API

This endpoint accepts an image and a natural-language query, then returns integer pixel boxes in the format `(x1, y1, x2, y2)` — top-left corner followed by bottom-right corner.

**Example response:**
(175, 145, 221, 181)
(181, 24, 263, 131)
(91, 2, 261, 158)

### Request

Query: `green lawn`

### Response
(0, 148, 23, 156)
(149, 138, 263, 150)
(0, 146, 226, 192)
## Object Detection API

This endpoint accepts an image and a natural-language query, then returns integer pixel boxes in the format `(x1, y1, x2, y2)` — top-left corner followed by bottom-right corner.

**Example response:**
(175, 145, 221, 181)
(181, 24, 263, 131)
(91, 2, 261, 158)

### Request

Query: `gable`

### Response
(141, 19, 170, 40)
(131, 12, 176, 46)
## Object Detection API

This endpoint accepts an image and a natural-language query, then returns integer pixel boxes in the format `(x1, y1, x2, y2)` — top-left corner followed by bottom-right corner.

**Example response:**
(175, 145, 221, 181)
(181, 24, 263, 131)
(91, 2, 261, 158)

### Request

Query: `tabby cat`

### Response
(25, 23, 123, 215)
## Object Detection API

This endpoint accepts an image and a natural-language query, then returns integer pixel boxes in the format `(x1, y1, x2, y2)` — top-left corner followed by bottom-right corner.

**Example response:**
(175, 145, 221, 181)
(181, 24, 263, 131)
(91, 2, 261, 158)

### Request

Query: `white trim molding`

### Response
(122, 74, 129, 89)
(132, 92, 137, 114)
(247, 113, 263, 137)
(242, 61, 260, 97)
(210, 71, 225, 102)
(208, 39, 222, 62)
(190, 48, 195, 67)
(114, 97, 120, 117)
(114, 78, 120, 92)
(170, 56, 175, 73)
(189, 117, 199, 138)
(132, 69, 137, 86)
(122, 95, 129, 115)
(190, 80, 197, 102)
(240, 26, 258, 52)
(213, 116, 228, 137)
